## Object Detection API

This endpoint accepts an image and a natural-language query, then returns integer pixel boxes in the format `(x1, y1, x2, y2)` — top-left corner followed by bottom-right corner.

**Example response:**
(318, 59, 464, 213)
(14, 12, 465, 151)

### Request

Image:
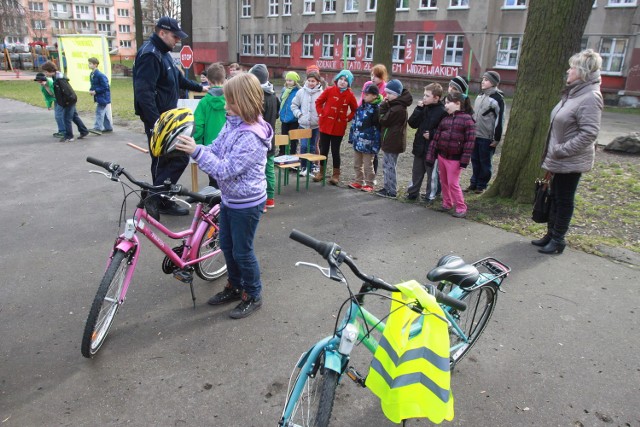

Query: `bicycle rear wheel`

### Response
(81, 250, 132, 358)
(449, 283, 498, 369)
(194, 221, 227, 281)
(282, 353, 339, 427)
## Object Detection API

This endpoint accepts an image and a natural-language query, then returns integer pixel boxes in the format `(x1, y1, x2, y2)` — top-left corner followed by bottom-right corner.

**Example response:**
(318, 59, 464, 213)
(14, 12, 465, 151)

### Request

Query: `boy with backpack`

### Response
(41, 61, 89, 143)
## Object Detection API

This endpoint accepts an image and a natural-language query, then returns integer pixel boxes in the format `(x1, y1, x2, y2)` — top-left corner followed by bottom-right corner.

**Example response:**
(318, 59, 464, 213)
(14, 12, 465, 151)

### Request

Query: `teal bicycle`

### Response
(279, 230, 510, 427)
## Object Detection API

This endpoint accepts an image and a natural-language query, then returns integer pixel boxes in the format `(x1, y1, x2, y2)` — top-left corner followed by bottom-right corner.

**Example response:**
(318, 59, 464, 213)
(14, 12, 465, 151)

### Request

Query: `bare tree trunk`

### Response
(372, 5, 396, 76)
(134, 0, 144, 53)
(485, 0, 594, 202)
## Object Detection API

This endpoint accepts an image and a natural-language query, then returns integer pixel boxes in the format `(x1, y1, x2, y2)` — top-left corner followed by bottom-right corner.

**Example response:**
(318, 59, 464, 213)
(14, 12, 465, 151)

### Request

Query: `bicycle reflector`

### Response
(151, 108, 194, 157)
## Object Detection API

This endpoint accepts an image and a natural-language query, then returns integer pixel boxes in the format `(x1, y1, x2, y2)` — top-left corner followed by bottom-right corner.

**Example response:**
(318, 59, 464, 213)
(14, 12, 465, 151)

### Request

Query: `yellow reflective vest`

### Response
(366, 280, 454, 424)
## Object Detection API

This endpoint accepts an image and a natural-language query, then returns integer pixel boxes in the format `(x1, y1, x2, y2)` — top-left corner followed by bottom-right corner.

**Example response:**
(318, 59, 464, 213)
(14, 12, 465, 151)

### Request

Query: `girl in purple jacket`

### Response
(426, 92, 476, 218)
(175, 73, 273, 319)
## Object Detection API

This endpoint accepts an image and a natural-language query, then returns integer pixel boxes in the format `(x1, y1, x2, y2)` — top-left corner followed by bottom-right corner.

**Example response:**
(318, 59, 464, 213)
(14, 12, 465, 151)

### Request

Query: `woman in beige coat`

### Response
(532, 49, 603, 254)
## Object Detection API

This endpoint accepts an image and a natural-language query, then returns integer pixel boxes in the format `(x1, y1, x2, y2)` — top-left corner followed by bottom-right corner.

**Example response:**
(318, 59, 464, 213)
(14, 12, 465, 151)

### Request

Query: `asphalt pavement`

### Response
(0, 99, 638, 426)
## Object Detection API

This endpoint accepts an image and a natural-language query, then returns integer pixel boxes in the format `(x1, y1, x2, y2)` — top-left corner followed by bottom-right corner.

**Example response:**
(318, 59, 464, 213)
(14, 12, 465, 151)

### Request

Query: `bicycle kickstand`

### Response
(173, 270, 196, 308)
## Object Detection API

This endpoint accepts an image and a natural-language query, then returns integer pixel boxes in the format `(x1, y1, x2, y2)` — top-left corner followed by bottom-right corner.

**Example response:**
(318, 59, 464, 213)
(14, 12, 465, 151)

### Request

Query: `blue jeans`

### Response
(54, 103, 65, 133)
(62, 104, 88, 139)
(219, 202, 265, 298)
(470, 137, 495, 190)
(94, 103, 113, 131)
(299, 127, 319, 171)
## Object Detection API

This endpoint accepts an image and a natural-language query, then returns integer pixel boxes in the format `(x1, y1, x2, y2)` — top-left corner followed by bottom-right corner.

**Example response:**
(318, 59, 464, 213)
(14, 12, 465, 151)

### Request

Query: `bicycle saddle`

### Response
(427, 255, 479, 289)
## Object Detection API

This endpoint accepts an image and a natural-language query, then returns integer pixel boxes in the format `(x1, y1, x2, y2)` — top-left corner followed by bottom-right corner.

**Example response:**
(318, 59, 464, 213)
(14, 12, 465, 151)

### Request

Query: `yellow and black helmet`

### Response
(150, 108, 194, 157)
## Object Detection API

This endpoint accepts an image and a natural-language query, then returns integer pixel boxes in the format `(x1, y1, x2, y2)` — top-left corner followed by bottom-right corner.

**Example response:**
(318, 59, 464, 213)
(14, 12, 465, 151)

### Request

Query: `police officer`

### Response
(133, 16, 203, 218)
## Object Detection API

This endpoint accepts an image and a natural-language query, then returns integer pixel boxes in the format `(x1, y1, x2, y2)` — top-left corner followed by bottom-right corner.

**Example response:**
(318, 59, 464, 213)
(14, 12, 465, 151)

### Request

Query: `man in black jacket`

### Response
(133, 16, 203, 217)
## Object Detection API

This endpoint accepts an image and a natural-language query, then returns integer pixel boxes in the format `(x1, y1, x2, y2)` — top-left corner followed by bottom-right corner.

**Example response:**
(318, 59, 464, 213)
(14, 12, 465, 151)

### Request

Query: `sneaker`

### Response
(437, 205, 453, 212)
(53, 132, 64, 138)
(266, 198, 275, 209)
(299, 169, 308, 177)
(102, 129, 114, 133)
(312, 165, 320, 174)
(208, 284, 242, 305)
(463, 185, 476, 193)
(361, 185, 374, 193)
(348, 182, 363, 190)
(376, 189, 396, 199)
(452, 211, 467, 218)
(88, 128, 102, 135)
(406, 194, 418, 201)
(229, 292, 262, 319)
(78, 132, 89, 139)
(60, 137, 74, 143)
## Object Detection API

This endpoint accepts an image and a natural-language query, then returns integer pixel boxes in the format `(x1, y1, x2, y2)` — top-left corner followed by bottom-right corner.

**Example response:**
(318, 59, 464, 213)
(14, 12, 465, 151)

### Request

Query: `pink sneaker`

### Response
(348, 182, 363, 190)
(361, 185, 374, 193)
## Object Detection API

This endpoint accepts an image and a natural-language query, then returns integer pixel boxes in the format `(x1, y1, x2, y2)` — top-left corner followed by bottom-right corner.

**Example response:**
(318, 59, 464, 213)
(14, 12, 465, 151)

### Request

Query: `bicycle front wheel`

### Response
(195, 222, 227, 281)
(449, 283, 498, 369)
(282, 353, 339, 427)
(81, 250, 132, 358)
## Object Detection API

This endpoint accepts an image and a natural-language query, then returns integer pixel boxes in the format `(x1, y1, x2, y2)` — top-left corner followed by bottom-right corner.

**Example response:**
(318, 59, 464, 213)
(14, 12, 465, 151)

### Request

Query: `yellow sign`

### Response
(58, 35, 111, 93)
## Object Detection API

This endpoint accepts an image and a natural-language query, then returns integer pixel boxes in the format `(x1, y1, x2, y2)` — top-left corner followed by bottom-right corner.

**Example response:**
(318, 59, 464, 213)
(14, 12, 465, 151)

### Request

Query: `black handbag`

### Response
(532, 172, 552, 223)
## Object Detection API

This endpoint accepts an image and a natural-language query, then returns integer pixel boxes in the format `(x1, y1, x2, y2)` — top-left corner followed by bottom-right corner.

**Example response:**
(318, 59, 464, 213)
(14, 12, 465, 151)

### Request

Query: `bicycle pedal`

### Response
(173, 270, 193, 284)
(346, 366, 367, 387)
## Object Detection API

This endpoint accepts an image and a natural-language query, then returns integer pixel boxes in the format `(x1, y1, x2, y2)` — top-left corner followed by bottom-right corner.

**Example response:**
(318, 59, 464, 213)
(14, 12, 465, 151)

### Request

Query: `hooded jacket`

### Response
(408, 101, 448, 157)
(473, 86, 504, 142)
(279, 85, 300, 124)
(260, 81, 280, 156)
(133, 33, 203, 127)
(89, 68, 111, 105)
(291, 82, 323, 129)
(379, 88, 413, 153)
(316, 85, 358, 136)
(541, 74, 603, 174)
(348, 94, 382, 154)
(193, 86, 226, 146)
(191, 115, 273, 209)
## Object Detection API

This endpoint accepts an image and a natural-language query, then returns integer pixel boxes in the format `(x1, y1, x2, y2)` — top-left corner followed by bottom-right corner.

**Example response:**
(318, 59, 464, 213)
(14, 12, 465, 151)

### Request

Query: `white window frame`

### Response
(323, 0, 336, 13)
(322, 33, 335, 58)
(241, 0, 252, 18)
(29, 2, 44, 12)
(75, 5, 89, 14)
(242, 34, 252, 55)
(344, 0, 358, 13)
(282, 34, 291, 57)
(449, 0, 469, 8)
(117, 8, 129, 17)
(268, 0, 278, 16)
(396, 0, 408, 10)
(344, 34, 357, 60)
(255, 34, 265, 56)
(599, 37, 627, 74)
(302, 34, 314, 57)
(79, 20, 91, 29)
(118, 24, 131, 33)
(97, 23, 111, 32)
(495, 35, 521, 68)
(366, 0, 377, 11)
(268, 34, 278, 56)
(32, 19, 46, 29)
(303, 0, 315, 14)
(392, 34, 406, 62)
(283, 0, 292, 15)
(415, 34, 434, 64)
(119, 40, 132, 48)
(418, 0, 437, 9)
(503, 0, 526, 8)
(444, 34, 464, 65)
(96, 6, 109, 15)
(607, 0, 636, 6)
(364, 34, 374, 61)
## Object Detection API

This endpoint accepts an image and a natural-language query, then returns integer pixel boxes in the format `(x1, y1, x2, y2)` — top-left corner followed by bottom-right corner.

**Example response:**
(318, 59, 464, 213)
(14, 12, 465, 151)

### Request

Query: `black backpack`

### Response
(54, 77, 78, 107)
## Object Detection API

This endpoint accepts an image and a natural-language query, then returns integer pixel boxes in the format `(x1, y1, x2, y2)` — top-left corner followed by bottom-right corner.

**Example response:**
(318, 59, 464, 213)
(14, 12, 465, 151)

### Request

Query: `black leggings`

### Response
(318, 132, 343, 169)
(548, 172, 581, 238)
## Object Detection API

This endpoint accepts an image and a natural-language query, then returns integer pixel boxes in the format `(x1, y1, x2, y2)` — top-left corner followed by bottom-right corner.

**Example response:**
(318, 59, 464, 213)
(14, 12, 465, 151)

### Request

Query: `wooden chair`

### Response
(289, 128, 327, 188)
(274, 135, 301, 194)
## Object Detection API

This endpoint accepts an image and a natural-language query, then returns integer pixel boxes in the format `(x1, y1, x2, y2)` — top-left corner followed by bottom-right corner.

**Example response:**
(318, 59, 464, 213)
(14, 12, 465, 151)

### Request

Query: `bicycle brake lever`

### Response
(89, 170, 116, 180)
(169, 196, 192, 209)
(295, 261, 331, 279)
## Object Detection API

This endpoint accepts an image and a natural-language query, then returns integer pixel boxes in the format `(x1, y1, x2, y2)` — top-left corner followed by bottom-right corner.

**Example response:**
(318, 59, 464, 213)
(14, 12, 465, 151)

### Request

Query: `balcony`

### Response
(49, 10, 73, 19)
(51, 28, 76, 35)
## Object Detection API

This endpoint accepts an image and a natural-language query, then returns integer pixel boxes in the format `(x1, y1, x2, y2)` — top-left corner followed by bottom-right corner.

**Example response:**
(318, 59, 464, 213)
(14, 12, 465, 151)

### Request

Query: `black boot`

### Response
(531, 234, 552, 247)
(538, 238, 566, 255)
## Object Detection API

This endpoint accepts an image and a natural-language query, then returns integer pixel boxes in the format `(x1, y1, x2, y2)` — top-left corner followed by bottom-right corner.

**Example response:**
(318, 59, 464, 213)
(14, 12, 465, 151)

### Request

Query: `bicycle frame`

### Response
(107, 201, 221, 302)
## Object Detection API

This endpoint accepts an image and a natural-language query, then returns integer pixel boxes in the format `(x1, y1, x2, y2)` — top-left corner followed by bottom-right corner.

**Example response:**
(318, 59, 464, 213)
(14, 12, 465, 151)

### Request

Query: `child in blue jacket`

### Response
(88, 57, 113, 134)
(279, 71, 301, 155)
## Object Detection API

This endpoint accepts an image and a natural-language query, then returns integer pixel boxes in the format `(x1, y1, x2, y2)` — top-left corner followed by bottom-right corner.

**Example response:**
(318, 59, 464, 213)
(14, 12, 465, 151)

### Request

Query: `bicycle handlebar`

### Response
(289, 229, 466, 311)
(86, 156, 209, 203)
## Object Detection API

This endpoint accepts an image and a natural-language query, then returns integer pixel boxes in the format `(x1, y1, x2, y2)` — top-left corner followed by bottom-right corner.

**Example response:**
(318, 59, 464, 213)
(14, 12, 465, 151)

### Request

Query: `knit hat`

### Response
(449, 76, 469, 94)
(334, 70, 354, 87)
(285, 71, 300, 83)
(483, 70, 501, 86)
(364, 84, 379, 96)
(306, 64, 320, 75)
(248, 64, 269, 85)
(385, 79, 403, 97)
(34, 72, 47, 82)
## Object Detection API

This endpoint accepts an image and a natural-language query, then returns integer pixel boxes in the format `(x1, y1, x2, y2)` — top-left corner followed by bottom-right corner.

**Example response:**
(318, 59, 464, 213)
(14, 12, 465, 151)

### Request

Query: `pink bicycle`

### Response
(81, 157, 227, 358)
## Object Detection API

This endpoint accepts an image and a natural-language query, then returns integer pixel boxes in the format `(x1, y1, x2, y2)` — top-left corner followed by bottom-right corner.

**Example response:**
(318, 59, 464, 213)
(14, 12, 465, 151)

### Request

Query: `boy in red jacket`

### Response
(314, 70, 358, 185)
